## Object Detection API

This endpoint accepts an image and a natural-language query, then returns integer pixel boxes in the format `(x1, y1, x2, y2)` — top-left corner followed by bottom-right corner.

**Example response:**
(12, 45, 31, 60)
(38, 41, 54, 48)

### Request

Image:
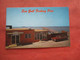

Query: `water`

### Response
(12, 26, 69, 32)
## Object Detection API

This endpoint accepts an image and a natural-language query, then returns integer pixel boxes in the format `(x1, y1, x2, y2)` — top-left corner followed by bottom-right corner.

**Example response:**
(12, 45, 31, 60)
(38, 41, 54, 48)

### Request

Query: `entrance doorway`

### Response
(12, 35, 20, 44)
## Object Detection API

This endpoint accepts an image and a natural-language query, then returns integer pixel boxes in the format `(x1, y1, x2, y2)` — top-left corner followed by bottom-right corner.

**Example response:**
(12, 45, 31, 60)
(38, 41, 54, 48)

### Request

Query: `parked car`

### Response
(51, 32, 68, 42)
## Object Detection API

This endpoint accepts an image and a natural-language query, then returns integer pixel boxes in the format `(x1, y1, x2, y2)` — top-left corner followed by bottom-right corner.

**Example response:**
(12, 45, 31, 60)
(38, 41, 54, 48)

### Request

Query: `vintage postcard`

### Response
(6, 7, 70, 48)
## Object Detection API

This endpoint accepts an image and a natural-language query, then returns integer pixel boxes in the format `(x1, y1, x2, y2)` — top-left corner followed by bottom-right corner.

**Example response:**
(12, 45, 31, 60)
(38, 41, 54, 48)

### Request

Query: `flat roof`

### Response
(6, 28, 32, 31)
(34, 29, 48, 32)
(6, 28, 48, 32)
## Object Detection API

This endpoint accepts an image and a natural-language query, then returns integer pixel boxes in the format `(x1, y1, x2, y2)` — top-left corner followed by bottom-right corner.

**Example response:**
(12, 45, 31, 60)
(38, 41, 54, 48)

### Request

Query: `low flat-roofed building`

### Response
(6, 28, 48, 46)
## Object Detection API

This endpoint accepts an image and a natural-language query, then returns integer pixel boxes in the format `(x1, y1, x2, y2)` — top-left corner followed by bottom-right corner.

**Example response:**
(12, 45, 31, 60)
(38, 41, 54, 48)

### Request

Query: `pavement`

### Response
(10, 40, 70, 48)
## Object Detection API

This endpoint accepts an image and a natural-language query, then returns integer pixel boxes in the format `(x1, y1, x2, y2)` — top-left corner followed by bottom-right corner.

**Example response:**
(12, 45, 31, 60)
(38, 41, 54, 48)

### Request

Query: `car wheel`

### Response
(54, 39, 57, 42)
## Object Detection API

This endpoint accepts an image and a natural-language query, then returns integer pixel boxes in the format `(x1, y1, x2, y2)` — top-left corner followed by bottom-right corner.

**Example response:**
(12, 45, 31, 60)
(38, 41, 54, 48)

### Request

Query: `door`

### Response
(12, 35, 15, 44)
(16, 35, 19, 43)
(12, 35, 20, 44)
(40, 33, 42, 40)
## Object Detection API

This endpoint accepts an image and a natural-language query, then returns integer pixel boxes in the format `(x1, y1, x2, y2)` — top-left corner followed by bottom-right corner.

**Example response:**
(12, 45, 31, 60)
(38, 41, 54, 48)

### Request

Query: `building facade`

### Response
(6, 28, 48, 46)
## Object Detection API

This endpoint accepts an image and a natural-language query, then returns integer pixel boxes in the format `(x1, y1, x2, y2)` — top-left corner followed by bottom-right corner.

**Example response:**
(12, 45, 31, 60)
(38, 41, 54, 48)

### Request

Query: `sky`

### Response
(6, 7, 69, 27)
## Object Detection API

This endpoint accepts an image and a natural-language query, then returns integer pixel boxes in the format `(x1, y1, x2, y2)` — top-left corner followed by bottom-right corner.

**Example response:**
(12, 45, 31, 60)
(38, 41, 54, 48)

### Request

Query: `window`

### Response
(25, 34, 28, 38)
(35, 33, 37, 40)
(37, 33, 39, 40)
(29, 34, 31, 38)
(35, 33, 40, 40)
(40, 33, 42, 40)
(43, 32, 47, 39)
(25, 34, 31, 38)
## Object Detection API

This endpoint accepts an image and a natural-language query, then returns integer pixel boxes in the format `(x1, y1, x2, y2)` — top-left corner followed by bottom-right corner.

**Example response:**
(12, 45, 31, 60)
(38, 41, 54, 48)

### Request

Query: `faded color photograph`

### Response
(6, 7, 70, 48)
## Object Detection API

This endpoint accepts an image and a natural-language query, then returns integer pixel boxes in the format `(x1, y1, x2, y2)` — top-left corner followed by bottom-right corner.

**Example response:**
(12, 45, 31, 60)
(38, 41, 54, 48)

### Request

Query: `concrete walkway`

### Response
(12, 40, 70, 48)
